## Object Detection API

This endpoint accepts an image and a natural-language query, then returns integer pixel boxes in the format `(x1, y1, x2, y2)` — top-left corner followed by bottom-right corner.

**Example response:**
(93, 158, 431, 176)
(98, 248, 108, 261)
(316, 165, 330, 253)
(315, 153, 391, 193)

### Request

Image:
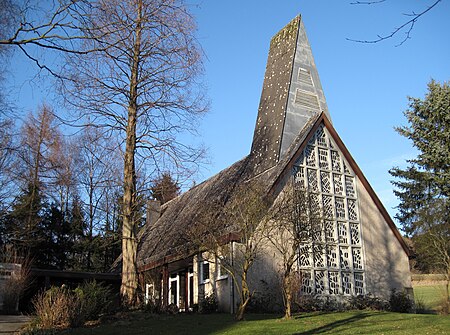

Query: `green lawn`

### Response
(61, 311, 449, 335)
(414, 284, 448, 311)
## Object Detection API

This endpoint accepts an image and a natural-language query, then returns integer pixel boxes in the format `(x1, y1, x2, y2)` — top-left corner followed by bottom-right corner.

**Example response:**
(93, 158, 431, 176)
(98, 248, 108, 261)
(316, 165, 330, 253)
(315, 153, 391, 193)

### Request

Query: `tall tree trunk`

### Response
(236, 261, 251, 321)
(120, 0, 142, 306)
(283, 272, 292, 319)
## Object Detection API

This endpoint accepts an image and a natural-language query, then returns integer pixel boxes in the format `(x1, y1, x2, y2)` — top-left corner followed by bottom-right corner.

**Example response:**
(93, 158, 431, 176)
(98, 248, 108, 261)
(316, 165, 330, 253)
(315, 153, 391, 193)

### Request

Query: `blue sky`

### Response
(7, 0, 450, 225)
(189, 0, 450, 222)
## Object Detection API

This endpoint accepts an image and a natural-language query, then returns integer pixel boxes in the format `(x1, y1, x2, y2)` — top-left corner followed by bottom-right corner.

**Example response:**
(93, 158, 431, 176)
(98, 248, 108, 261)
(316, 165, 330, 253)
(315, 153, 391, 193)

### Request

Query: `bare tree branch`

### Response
(350, 0, 386, 4)
(347, 0, 442, 46)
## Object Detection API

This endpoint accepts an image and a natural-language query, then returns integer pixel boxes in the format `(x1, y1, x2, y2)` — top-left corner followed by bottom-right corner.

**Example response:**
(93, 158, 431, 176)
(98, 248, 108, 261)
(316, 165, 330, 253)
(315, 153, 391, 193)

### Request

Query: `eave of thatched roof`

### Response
(135, 112, 323, 272)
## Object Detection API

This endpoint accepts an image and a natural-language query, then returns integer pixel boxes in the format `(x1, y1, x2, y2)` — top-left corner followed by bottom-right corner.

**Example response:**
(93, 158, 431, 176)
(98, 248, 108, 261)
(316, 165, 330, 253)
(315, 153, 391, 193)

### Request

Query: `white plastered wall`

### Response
(356, 177, 412, 299)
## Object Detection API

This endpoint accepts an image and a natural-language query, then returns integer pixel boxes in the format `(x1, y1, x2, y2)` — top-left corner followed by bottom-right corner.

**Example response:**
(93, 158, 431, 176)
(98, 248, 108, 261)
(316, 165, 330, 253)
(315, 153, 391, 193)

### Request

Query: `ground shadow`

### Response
(292, 312, 370, 335)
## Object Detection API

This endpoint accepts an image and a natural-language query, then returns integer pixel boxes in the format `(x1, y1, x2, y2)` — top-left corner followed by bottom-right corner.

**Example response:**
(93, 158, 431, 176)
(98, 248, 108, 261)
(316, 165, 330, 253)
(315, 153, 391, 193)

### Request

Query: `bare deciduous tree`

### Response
(59, 0, 207, 305)
(189, 183, 270, 320)
(76, 126, 122, 269)
(264, 183, 323, 319)
(0, 119, 15, 205)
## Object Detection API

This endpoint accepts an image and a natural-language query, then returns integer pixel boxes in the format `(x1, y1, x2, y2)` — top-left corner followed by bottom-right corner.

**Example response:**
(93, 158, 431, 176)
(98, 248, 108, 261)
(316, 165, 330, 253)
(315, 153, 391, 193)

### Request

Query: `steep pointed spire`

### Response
(250, 15, 330, 174)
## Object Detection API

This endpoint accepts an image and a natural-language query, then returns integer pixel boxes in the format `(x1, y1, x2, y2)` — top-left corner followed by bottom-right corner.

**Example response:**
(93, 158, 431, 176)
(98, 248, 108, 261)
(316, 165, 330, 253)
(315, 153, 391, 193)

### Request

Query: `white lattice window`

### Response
(312, 226, 323, 242)
(338, 222, 348, 244)
(354, 273, 364, 295)
(300, 271, 313, 294)
(342, 272, 352, 295)
(320, 172, 331, 193)
(315, 271, 326, 294)
(309, 193, 321, 217)
(295, 123, 365, 297)
(307, 169, 319, 192)
(344, 162, 351, 175)
(318, 148, 329, 169)
(325, 220, 335, 242)
(294, 166, 305, 188)
(322, 195, 333, 219)
(327, 245, 338, 268)
(335, 198, 346, 219)
(348, 199, 358, 221)
(314, 245, 325, 268)
(350, 223, 361, 245)
(352, 248, 363, 270)
(328, 272, 340, 295)
(331, 151, 341, 172)
(345, 176, 355, 197)
(299, 245, 311, 267)
(306, 146, 316, 167)
(339, 246, 351, 270)
(316, 127, 327, 147)
(333, 173, 344, 195)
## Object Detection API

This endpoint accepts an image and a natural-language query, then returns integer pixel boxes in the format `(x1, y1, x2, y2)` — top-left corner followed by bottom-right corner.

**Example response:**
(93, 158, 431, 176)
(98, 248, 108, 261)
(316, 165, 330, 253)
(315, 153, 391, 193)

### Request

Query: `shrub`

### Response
(33, 281, 114, 330)
(296, 295, 347, 312)
(295, 295, 322, 312)
(348, 294, 388, 311)
(74, 280, 113, 321)
(33, 286, 83, 329)
(142, 299, 163, 314)
(389, 289, 414, 313)
(198, 294, 218, 314)
(165, 303, 179, 314)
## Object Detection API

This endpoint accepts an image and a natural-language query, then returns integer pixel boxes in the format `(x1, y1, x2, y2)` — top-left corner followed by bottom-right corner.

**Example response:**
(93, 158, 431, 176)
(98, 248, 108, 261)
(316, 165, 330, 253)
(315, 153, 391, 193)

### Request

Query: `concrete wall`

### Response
(356, 177, 412, 299)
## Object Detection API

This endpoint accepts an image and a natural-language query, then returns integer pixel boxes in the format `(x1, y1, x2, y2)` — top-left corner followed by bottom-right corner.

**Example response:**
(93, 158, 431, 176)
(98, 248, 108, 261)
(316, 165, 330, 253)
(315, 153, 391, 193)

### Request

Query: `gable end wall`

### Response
(356, 177, 412, 298)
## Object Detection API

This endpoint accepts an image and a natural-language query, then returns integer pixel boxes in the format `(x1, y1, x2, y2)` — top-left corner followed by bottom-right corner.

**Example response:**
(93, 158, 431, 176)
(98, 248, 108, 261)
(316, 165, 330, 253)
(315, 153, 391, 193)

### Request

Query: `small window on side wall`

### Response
(200, 260, 210, 283)
(217, 257, 228, 280)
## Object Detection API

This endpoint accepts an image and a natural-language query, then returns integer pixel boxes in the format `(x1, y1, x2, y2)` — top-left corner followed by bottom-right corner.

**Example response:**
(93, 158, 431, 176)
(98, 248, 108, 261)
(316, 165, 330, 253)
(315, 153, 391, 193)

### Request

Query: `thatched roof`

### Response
(136, 113, 323, 271)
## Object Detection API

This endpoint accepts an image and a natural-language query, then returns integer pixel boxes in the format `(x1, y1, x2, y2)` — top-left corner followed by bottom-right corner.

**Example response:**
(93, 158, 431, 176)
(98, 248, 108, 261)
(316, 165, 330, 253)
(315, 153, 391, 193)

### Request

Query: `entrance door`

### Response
(168, 273, 178, 306)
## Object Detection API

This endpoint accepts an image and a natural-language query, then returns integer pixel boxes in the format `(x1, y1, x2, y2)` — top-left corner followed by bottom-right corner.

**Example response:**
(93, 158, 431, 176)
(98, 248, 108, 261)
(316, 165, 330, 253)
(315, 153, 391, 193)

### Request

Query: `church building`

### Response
(135, 16, 412, 313)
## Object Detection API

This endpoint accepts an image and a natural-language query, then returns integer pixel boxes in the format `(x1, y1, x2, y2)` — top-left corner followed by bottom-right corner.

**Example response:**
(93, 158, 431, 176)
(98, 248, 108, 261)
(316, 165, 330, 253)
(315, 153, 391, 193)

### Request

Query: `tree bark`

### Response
(120, 0, 142, 306)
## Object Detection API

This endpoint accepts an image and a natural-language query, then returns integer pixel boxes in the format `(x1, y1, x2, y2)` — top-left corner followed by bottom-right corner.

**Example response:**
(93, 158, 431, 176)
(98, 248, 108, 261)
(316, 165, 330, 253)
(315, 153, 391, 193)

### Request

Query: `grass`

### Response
(414, 284, 448, 312)
(60, 310, 450, 335)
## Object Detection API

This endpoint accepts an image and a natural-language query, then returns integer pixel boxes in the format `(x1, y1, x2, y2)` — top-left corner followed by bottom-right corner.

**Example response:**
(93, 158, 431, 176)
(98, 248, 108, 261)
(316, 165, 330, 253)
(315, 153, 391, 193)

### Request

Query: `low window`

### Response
(217, 257, 228, 280)
(200, 260, 210, 283)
